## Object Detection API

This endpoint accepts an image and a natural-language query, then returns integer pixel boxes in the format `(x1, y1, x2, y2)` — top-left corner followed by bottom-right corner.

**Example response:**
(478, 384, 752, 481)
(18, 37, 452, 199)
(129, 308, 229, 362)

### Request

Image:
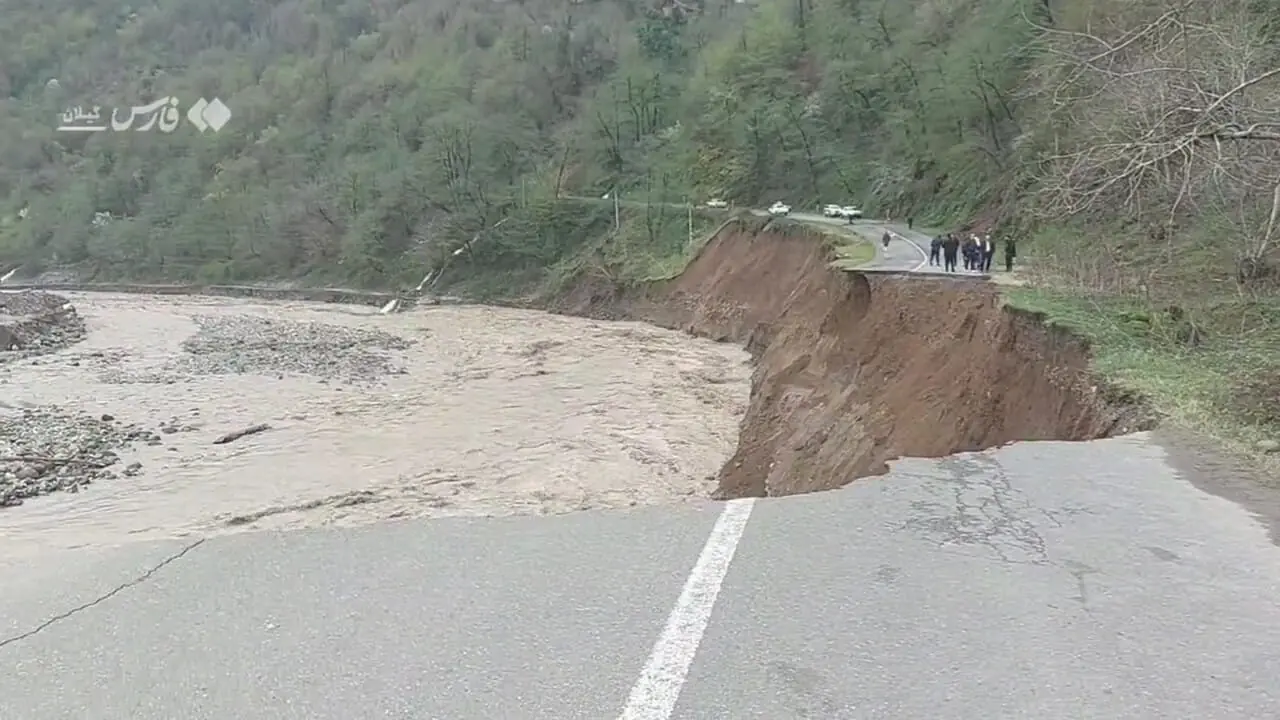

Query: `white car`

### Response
(768, 201, 791, 216)
(822, 204, 844, 217)
(842, 205, 863, 219)
(705, 199, 728, 208)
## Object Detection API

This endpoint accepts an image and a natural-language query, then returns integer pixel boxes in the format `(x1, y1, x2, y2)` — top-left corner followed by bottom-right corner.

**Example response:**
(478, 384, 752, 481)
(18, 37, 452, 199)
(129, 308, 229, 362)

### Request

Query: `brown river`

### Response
(0, 292, 751, 558)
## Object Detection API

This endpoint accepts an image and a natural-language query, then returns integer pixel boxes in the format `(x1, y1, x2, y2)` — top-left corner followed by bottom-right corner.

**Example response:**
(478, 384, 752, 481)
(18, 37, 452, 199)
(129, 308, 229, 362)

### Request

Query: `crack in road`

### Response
(899, 454, 1056, 566)
(0, 537, 207, 651)
(895, 453, 1113, 612)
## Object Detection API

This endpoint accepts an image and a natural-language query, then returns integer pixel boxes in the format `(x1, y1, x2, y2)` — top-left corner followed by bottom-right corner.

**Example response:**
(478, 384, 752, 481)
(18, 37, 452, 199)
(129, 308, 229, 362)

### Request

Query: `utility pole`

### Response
(687, 197, 693, 247)
(614, 191, 620, 231)
(520, 178, 526, 208)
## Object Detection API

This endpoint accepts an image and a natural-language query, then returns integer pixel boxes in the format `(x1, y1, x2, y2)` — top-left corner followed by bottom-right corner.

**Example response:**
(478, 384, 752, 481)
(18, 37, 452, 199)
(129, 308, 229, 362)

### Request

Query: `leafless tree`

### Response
(1022, 0, 1280, 284)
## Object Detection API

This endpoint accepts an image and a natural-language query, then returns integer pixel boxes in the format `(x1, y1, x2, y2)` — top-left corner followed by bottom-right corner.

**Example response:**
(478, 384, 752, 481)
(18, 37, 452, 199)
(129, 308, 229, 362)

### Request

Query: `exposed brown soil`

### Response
(1228, 366, 1280, 427)
(547, 216, 1153, 499)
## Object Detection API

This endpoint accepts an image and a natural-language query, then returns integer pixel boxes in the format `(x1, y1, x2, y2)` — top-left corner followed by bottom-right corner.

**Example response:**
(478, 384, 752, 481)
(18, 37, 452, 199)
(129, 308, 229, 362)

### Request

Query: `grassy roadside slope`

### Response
(1002, 287, 1280, 474)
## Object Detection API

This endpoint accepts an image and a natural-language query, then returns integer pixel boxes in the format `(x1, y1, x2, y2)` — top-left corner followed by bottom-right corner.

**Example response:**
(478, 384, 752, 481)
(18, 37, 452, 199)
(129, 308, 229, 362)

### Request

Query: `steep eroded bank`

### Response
(550, 217, 1152, 499)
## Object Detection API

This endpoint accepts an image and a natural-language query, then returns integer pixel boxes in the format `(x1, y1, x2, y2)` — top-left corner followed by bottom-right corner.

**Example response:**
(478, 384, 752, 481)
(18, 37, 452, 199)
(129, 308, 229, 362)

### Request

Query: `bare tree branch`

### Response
(1022, 0, 1280, 284)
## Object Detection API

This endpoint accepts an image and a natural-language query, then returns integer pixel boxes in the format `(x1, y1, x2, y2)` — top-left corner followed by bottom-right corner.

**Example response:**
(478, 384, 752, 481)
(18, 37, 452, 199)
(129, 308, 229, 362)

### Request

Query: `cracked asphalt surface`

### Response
(2, 434, 1279, 718)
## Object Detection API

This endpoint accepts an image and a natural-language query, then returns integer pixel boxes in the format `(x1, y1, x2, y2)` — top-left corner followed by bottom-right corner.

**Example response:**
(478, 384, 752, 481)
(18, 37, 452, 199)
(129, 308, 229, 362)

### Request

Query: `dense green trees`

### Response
(0, 0, 1276, 295)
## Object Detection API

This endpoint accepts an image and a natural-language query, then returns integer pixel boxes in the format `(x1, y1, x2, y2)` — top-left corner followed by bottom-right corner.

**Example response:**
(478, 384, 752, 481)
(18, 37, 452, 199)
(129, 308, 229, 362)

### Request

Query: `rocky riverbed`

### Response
(1, 301, 419, 508)
(0, 406, 161, 507)
(0, 290, 87, 361)
(98, 314, 415, 384)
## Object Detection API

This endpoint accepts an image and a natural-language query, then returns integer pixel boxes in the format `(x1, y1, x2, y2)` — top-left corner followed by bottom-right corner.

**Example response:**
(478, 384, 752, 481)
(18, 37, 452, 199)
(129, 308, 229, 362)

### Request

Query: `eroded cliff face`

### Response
(549, 217, 1150, 498)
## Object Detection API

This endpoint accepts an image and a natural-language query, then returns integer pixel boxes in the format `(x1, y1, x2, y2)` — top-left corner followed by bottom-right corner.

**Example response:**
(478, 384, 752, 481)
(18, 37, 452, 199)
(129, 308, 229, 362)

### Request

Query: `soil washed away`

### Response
(0, 293, 751, 556)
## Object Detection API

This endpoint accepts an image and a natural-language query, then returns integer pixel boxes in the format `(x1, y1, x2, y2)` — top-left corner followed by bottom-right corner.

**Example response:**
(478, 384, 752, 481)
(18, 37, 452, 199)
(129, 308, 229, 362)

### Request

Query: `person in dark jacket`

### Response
(941, 233, 960, 272)
(929, 235, 942, 266)
(1004, 236, 1017, 272)
(981, 235, 995, 272)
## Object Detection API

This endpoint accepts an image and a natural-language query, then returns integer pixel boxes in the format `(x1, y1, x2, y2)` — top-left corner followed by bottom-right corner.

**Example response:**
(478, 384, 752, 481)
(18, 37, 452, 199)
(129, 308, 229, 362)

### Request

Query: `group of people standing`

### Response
(928, 232, 1016, 273)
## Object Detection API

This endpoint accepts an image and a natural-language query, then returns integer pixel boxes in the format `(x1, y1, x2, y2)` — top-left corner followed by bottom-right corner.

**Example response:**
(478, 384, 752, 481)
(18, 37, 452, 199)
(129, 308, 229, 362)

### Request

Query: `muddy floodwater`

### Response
(0, 292, 751, 557)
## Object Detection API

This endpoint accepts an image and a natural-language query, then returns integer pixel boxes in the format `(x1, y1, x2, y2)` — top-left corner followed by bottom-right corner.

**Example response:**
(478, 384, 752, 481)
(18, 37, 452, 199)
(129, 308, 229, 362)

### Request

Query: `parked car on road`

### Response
(705, 199, 728, 208)
(768, 201, 791, 216)
(822, 204, 864, 219)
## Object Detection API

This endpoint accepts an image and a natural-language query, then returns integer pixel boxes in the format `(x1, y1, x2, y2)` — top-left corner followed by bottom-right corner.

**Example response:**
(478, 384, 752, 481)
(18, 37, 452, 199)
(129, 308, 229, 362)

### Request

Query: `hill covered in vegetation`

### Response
(1, 0, 1272, 290)
(0, 0, 1278, 456)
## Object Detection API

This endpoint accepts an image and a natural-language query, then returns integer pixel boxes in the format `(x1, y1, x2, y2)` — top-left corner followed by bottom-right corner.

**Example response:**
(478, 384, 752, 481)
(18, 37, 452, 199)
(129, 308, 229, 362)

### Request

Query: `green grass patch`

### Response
(791, 220, 876, 269)
(1004, 286, 1280, 474)
(830, 239, 876, 269)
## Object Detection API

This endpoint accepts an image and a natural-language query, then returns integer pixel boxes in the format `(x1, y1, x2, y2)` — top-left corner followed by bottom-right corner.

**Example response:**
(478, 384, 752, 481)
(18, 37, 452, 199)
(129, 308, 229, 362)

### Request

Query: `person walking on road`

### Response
(941, 233, 960, 272)
(968, 235, 982, 272)
(882, 231, 891, 250)
(981, 235, 995, 272)
(1004, 236, 1017, 272)
(929, 235, 942, 266)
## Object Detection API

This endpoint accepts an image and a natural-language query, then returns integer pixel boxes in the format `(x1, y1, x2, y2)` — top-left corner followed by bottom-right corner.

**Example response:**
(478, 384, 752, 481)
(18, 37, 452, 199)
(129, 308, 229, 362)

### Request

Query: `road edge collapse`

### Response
(544, 214, 1155, 498)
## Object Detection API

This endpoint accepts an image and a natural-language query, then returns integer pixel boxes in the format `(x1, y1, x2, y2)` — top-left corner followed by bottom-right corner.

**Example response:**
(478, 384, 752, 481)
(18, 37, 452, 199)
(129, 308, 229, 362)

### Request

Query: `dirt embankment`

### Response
(549, 216, 1152, 499)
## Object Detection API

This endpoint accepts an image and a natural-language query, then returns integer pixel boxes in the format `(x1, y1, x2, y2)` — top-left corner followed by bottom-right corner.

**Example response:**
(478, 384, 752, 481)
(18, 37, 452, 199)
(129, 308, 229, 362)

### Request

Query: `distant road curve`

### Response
(559, 195, 931, 273)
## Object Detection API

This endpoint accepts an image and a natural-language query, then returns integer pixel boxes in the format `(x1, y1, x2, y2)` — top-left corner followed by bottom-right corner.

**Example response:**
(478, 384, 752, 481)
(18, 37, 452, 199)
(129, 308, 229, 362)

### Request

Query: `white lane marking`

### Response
(886, 228, 929, 272)
(618, 498, 756, 720)
(743, 212, 929, 272)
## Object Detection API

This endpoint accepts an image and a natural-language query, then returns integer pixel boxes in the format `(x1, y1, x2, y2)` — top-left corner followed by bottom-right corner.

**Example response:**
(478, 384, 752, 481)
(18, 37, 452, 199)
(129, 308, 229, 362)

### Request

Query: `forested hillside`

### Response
(0, 0, 1277, 298)
(2, 0, 1278, 459)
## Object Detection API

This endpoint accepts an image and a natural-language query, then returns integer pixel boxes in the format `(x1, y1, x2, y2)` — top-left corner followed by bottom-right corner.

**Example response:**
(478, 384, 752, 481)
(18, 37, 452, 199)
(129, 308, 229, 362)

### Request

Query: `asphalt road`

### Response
(779, 212, 931, 272)
(560, 195, 935, 273)
(2, 202, 1279, 718)
(2, 436, 1278, 718)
